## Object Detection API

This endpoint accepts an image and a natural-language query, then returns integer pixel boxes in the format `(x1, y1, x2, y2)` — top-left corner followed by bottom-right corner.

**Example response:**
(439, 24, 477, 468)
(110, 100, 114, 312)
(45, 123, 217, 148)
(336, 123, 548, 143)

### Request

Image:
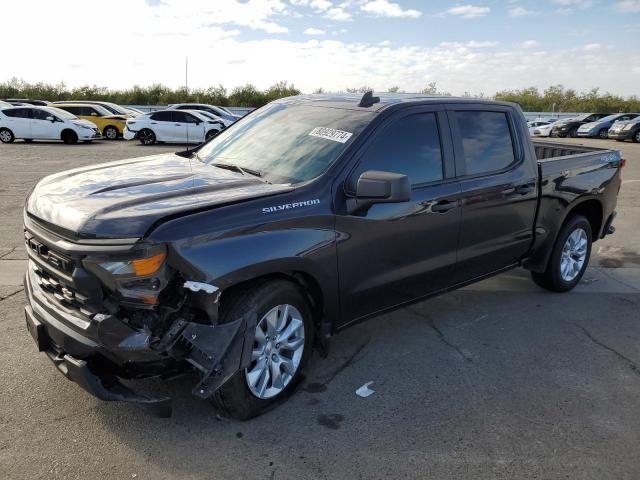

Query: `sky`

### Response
(3, 0, 640, 96)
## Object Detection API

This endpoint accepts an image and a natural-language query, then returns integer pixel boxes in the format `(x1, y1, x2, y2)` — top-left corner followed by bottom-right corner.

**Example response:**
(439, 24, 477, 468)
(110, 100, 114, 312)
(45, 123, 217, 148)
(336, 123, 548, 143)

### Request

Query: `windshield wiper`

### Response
(211, 162, 271, 184)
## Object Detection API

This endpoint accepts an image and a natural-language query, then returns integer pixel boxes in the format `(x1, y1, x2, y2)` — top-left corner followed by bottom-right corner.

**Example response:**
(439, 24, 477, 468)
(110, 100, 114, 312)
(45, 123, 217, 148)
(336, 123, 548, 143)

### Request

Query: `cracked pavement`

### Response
(1, 139, 639, 480)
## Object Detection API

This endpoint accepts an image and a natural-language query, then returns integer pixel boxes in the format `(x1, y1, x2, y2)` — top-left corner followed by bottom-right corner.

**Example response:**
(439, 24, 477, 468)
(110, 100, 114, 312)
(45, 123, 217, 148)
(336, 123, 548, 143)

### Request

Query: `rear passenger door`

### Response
(447, 105, 538, 283)
(149, 111, 174, 141)
(336, 106, 461, 323)
(3, 108, 31, 138)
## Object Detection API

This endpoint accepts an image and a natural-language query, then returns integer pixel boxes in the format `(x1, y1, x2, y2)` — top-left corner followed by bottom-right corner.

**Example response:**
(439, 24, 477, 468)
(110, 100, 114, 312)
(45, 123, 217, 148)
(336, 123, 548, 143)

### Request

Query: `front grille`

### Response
(25, 229, 105, 321)
(31, 266, 98, 318)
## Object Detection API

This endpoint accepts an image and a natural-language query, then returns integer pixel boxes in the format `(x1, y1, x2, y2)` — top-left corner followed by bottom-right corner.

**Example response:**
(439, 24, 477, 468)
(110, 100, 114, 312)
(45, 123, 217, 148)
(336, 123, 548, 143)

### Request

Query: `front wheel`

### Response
(205, 129, 220, 141)
(103, 125, 119, 140)
(138, 128, 156, 145)
(633, 130, 640, 143)
(531, 215, 592, 292)
(61, 130, 78, 144)
(212, 280, 314, 420)
(569, 127, 578, 138)
(0, 128, 15, 143)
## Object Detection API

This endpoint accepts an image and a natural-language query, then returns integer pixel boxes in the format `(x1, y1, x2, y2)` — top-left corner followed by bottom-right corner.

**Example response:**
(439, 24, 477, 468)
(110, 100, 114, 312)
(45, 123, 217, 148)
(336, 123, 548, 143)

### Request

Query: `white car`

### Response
(527, 120, 552, 135)
(531, 122, 554, 137)
(0, 106, 101, 144)
(168, 103, 239, 125)
(123, 109, 225, 145)
(0, 100, 12, 108)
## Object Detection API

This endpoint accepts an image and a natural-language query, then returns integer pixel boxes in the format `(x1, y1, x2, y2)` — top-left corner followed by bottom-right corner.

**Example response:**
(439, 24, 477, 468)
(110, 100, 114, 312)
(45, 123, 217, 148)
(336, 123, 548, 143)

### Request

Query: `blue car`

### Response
(577, 113, 640, 139)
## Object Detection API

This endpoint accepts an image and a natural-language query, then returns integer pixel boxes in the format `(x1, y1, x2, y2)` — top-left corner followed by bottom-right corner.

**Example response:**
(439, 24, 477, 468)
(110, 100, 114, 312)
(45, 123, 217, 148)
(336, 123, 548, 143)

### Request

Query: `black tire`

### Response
(24, 139, 33, 143)
(103, 125, 119, 140)
(0, 128, 15, 143)
(205, 129, 220, 141)
(633, 130, 640, 143)
(212, 279, 314, 420)
(531, 215, 592, 292)
(61, 130, 78, 144)
(138, 128, 156, 145)
(598, 128, 608, 139)
(569, 127, 578, 138)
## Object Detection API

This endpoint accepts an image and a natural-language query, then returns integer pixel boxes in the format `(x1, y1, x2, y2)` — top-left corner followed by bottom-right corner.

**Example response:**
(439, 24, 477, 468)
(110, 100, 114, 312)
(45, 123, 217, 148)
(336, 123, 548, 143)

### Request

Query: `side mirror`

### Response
(347, 170, 410, 214)
(46, 116, 55, 122)
(90, 112, 98, 116)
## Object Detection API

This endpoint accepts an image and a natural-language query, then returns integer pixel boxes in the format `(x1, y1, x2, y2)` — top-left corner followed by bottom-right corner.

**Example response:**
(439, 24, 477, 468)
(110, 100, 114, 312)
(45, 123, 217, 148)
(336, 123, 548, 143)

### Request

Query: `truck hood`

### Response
(26, 153, 293, 239)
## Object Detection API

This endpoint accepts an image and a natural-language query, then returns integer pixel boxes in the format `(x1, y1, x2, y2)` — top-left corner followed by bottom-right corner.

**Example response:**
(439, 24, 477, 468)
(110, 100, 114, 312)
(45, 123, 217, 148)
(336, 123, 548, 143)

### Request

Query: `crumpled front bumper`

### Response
(24, 268, 258, 417)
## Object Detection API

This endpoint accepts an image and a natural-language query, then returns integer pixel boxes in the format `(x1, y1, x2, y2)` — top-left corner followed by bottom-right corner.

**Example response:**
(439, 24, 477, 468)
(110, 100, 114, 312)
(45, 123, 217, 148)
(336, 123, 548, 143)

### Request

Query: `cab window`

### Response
(349, 112, 444, 189)
(453, 110, 516, 176)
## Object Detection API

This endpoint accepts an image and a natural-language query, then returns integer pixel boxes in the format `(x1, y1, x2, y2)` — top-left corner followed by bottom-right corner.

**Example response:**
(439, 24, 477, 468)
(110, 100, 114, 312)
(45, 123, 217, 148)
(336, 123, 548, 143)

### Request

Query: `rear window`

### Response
(453, 111, 516, 176)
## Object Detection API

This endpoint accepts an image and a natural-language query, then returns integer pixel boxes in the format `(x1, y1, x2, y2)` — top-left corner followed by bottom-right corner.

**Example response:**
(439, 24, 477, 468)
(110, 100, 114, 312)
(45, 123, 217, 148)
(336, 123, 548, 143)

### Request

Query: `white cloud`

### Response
(551, 0, 593, 11)
(615, 1, 640, 12)
(440, 4, 490, 19)
(310, 0, 332, 11)
(583, 43, 601, 50)
(360, 0, 422, 18)
(379, 40, 391, 46)
(304, 27, 326, 34)
(509, 6, 534, 17)
(520, 40, 539, 48)
(2, 0, 639, 98)
(325, 6, 351, 19)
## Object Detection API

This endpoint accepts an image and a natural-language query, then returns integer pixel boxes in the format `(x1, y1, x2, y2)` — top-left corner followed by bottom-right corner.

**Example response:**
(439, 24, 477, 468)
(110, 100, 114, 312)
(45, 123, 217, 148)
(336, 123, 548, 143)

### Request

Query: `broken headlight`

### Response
(83, 244, 170, 306)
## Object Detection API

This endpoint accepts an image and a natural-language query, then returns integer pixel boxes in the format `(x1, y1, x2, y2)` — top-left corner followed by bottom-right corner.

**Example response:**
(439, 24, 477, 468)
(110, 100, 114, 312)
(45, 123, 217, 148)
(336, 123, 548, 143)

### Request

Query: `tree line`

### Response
(1, 78, 638, 112)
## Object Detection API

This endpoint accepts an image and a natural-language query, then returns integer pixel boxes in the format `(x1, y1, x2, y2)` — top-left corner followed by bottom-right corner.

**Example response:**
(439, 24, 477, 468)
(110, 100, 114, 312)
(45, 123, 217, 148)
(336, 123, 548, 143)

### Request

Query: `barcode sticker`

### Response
(309, 127, 353, 143)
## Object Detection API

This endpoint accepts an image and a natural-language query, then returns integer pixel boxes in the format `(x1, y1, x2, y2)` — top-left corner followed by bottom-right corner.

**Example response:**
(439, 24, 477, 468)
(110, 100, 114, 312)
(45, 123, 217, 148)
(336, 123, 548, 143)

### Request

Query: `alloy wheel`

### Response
(560, 228, 588, 282)
(245, 304, 305, 399)
(0, 131, 11, 142)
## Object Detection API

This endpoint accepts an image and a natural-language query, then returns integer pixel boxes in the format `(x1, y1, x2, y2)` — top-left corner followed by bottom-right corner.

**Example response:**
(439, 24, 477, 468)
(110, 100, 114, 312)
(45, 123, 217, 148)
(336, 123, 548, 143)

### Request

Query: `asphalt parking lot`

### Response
(0, 137, 639, 480)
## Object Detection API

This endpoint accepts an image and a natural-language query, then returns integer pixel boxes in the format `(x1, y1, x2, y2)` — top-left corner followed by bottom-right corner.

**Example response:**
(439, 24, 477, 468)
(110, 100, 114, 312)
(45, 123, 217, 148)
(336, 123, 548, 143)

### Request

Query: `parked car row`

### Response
(531, 112, 640, 141)
(0, 100, 239, 144)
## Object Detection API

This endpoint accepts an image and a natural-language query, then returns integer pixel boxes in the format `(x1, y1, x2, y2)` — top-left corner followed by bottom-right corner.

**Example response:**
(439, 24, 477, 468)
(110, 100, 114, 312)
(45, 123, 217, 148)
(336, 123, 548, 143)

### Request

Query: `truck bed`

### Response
(532, 140, 616, 161)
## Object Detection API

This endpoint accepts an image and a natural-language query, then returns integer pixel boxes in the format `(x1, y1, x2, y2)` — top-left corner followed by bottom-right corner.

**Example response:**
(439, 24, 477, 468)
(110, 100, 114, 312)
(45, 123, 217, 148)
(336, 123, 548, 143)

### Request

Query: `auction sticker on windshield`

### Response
(309, 127, 353, 143)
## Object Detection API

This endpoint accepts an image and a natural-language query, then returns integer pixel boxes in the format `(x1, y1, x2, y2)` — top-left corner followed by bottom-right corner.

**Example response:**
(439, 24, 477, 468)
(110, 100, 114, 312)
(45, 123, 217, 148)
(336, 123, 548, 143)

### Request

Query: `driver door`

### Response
(335, 106, 461, 325)
(30, 109, 59, 139)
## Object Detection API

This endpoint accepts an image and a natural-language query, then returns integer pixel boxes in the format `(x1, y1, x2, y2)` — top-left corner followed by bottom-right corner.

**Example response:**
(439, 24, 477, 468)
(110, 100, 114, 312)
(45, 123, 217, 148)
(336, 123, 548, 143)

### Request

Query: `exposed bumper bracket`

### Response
(46, 350, 173, 418)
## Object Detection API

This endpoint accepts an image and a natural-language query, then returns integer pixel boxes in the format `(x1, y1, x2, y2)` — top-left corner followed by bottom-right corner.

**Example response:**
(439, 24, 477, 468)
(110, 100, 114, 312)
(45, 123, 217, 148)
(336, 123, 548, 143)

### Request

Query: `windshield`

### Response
(102, 103, 129, 115)
(597, 114, 621, 123)
(48, 107, 77, 120)
(197, 103, 374, 184)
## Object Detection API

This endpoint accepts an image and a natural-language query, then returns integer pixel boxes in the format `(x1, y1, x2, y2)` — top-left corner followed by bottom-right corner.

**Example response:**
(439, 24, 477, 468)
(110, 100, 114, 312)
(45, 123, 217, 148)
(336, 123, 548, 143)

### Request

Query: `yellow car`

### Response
(51, 103, 127, 140)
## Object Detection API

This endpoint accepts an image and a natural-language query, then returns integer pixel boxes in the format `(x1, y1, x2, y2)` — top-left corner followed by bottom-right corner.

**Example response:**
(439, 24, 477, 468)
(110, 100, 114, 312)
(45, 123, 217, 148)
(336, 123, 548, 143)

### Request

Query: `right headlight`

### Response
(84, 245, 169, 306)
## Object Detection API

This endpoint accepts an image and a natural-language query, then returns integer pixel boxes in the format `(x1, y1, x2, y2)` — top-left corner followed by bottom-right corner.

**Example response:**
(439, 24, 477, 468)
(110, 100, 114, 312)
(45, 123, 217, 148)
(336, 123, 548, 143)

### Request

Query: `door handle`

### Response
(430, 200, 458, 213)
(514, 183, 535, 195)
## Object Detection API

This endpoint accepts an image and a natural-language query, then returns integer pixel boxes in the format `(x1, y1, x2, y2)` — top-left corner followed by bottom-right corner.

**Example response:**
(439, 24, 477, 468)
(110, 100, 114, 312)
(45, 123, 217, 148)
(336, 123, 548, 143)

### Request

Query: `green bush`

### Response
(0, 78, 301, 108)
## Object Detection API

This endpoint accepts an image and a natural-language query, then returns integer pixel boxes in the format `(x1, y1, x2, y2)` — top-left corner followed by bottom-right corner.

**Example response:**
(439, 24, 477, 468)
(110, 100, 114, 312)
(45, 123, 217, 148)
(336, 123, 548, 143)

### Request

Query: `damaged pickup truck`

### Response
(23, 93, 623, 419)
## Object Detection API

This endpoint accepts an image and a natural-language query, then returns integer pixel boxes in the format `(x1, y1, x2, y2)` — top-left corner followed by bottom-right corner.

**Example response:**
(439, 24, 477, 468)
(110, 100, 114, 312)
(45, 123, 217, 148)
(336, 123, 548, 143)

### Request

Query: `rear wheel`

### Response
(103, 125, 119, 140)
(138, 128, 156, 145)
(598, 128, 608, 139)
(531, 215, 592, 292)
(61, 130, 78, 144)
(0, 128, 14, 143)
(633, 130, 640, 143)
(212, 280, 314, 420)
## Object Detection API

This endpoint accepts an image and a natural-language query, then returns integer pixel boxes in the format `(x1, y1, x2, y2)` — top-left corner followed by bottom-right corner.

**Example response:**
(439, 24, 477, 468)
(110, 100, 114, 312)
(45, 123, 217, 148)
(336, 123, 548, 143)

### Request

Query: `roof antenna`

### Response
(358, 91, 380, 108)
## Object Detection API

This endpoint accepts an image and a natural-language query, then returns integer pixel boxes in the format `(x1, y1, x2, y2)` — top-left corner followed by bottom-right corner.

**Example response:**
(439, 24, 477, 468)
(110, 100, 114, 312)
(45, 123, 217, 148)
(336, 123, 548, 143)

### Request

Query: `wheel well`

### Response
(567, 199, 603, 239)
(60, 128, 76, 140)
(218, 272, 324, 328)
